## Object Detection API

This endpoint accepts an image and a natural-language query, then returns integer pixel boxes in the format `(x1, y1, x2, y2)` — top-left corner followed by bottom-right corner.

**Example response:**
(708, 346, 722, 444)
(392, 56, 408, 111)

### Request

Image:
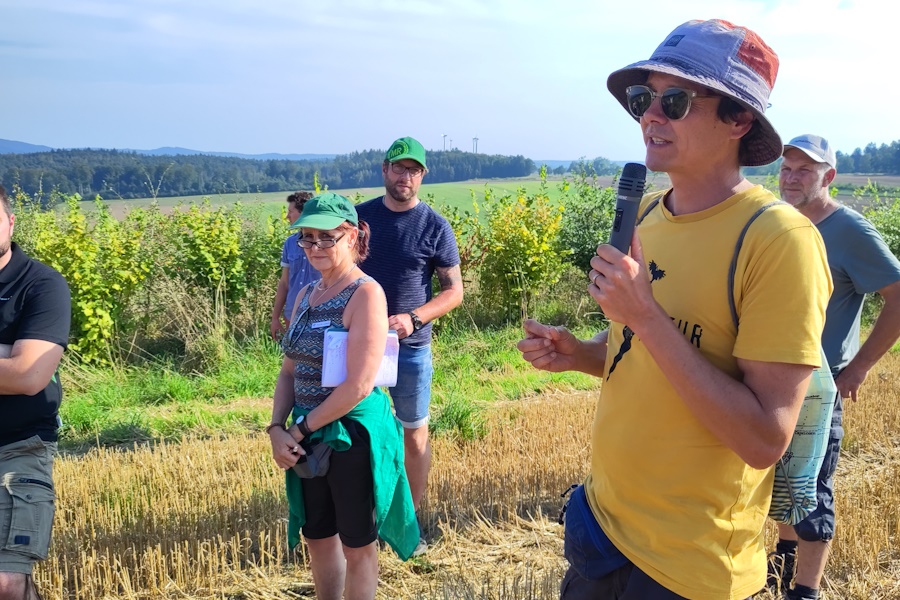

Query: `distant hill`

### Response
(0, 139, 53, 154)
(535, 159, 632, 170)
(0, 138, 334, 161)
(123, 146, 336, 161)
(534, 159, 573, 170)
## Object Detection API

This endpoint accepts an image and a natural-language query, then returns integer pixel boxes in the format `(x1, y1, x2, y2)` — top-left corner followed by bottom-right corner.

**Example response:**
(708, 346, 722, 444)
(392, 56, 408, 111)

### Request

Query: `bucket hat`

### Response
(607, 19, 782, 166)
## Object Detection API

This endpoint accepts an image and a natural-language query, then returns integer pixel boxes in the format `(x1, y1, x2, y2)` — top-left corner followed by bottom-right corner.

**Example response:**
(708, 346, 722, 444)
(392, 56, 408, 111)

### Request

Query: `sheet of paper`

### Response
(321, 329, 399, 388)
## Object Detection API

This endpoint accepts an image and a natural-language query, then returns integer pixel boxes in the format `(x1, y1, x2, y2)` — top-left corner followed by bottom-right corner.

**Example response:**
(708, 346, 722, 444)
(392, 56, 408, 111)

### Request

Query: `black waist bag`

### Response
(292, 438, 333, 479)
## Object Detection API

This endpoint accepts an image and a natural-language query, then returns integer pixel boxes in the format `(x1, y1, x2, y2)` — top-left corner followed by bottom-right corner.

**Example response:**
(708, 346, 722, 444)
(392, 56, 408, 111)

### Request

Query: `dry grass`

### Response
(34, 355, 900, 599)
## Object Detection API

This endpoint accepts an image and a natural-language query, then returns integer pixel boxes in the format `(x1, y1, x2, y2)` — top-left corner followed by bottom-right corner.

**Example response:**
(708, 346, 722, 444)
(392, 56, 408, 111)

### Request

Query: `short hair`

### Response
(0, 185, 10, 217)
(717, 96, 761, 167)
(287, 191, 314, 213)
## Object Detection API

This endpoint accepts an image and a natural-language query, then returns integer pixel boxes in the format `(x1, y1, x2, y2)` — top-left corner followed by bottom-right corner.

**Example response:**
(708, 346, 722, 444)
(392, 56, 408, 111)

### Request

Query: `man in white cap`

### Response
(770, 135, 900, 600)
(518, 20, 832, 598)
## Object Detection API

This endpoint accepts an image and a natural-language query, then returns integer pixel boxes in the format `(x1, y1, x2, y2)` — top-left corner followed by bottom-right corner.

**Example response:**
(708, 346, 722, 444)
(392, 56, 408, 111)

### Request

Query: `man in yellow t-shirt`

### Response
(518, 19, 832, 600)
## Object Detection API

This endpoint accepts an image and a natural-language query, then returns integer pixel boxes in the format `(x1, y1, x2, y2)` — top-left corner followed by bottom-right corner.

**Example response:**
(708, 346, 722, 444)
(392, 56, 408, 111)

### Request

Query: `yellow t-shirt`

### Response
(587, 186, 832, 599)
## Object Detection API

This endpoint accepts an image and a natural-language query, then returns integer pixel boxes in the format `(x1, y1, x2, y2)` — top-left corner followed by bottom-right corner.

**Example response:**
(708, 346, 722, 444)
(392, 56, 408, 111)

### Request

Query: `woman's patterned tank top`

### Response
(281, 276, 373, 410)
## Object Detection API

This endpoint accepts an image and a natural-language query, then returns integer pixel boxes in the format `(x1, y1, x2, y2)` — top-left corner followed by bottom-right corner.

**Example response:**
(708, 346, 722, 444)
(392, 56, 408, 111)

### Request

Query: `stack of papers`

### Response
(321, 328, 399, 388)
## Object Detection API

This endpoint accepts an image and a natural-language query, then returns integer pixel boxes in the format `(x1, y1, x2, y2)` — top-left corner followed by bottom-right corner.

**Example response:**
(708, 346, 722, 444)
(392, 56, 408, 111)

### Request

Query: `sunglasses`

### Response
(625, 85, 716, 121)
(283, 305, 311, 350)
(298, 231, 346, 249)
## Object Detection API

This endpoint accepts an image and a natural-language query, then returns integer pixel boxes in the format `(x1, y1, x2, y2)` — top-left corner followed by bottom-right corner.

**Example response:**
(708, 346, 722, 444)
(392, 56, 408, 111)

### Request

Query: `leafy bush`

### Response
(557, 167, 617, 272)
(477, 168, 570, 320)
(15, 195, 150, 363)
(865, 195, 900, 259)
(12, 191, 284, 366)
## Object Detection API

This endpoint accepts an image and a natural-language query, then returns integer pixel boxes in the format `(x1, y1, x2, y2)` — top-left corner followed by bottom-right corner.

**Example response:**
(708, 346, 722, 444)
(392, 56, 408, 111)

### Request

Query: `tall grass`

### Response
(59, 322, 603, 448)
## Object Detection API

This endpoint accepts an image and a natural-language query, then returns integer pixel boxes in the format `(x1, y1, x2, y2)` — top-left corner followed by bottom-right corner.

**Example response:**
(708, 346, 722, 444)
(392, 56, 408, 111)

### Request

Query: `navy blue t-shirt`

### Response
(356, 197, 460, 347)
(0, 243, 71, 445)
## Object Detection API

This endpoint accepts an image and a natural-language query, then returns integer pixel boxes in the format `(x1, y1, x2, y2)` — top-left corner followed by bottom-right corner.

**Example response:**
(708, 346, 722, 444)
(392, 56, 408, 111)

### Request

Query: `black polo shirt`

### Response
(0, 243, 71, 446)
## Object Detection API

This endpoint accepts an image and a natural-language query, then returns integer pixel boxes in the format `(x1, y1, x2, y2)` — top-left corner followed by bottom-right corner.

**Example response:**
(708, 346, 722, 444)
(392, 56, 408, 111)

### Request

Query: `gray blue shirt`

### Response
(817, 205, 900, 373)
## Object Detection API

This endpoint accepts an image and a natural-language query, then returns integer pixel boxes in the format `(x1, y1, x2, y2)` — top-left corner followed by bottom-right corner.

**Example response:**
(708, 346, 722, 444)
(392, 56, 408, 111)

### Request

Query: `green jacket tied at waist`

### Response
(285, 387, 419, 560)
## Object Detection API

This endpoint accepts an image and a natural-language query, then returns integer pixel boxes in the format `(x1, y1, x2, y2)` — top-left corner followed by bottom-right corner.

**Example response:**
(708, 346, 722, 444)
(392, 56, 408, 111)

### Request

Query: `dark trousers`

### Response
(560, 562, 687, 600)
(560, 561, 755, 600)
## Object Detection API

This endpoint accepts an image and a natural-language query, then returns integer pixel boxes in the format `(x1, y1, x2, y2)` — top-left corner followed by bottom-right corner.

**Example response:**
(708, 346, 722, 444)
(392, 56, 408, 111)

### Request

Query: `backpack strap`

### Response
(635, 194, 787, 331)
(726, 201, 787, 330)
(636, 196, 663, 226)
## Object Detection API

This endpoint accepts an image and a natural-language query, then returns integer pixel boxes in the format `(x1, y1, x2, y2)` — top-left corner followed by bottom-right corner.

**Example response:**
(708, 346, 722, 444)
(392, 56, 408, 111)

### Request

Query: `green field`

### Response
(92, 171, 900, 221)
(97, 176, 583, 220)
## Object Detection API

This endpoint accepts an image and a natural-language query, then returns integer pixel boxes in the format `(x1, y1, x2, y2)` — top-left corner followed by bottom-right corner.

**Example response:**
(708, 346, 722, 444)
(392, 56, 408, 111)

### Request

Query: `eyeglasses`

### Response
(625, 85, 716, 121)
(298, 232, 346, 249)
(389, 163, 425, 178)
(283, 306, 311, 350)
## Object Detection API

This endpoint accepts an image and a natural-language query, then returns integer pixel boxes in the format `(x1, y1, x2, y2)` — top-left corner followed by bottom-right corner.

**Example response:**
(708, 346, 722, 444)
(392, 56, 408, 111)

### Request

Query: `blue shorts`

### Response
(793, 429, 842, 542)
(388, 344, 432, 429)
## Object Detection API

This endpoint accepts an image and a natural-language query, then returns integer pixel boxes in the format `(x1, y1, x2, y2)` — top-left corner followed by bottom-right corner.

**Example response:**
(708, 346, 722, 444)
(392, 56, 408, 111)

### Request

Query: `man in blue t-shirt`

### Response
(771, 135, 900, 600)
(270, 191, 319, 339)
(0, 185, 71, 600)
(356, 137, 463, 551)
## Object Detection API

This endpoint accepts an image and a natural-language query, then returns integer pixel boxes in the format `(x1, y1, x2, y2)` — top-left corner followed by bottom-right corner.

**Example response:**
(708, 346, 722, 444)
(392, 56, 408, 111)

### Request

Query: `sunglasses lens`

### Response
(660, 89, 691, 120)
(626, 86, 653, 118)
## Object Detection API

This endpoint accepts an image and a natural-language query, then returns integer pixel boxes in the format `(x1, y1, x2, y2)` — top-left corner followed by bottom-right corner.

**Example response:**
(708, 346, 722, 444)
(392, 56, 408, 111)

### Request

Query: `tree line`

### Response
(744, 140, 900, 177)
(0, 148, 537, 201)
(835, 141, 900, 175)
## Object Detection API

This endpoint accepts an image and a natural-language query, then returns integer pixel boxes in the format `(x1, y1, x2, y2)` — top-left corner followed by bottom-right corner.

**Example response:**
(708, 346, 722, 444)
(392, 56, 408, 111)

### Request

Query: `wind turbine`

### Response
(442, 134, 447, 151)
(473, 137, 479, 153)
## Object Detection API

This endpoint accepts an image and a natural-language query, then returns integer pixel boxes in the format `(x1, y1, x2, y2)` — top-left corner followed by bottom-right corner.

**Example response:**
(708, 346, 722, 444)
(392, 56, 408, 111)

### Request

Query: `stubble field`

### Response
(33, 352, 900, 599)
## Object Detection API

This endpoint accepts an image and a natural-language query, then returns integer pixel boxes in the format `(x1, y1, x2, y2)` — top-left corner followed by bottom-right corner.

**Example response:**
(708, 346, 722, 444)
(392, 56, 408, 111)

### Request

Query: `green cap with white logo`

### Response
(385, 136, 427, 170)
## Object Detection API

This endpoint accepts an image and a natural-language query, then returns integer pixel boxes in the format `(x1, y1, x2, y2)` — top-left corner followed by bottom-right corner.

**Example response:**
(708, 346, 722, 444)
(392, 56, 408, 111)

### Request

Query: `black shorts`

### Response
(300, 419, 376, 548)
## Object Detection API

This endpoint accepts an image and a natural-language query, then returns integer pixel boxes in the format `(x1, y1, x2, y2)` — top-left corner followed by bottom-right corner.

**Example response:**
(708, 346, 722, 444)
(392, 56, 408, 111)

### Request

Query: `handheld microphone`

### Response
(608, 163, 647, 254)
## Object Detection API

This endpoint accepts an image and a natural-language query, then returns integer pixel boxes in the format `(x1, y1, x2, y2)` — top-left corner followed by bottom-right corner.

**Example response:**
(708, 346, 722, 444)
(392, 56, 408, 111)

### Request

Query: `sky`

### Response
(0, 0, 892, 162)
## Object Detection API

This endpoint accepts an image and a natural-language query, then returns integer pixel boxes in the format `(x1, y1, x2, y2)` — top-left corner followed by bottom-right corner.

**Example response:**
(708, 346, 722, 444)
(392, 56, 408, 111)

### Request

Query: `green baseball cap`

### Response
(290, 192, 358, 230)
(385, 136, 427, 170)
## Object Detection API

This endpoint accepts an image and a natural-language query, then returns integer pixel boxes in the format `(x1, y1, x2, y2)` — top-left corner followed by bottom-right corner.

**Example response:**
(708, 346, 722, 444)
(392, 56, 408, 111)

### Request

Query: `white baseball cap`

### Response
(783, 134, 836, 169)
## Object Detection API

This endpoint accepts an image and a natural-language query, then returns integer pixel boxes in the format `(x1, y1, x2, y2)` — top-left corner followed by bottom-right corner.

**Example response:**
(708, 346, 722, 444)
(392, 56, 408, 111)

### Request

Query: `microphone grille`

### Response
(618, 163, 647, 195)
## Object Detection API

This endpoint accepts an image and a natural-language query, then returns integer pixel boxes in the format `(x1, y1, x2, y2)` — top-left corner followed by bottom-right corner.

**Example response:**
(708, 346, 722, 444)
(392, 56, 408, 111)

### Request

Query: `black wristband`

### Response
(297, 417, 313, 438)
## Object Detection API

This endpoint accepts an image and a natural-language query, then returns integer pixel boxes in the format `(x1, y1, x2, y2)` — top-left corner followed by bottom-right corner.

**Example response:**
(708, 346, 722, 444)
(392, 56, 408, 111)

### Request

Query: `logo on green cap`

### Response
(387, 141, 409, 161)
(384, 136, 427, 169)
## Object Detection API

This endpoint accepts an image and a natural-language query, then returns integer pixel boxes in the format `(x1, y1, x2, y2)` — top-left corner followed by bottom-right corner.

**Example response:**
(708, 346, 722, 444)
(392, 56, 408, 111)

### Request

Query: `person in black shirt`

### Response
(0, 185, 71, 600)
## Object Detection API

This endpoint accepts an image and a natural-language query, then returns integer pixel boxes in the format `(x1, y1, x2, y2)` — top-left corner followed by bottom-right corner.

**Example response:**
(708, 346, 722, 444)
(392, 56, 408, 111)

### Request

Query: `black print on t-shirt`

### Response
(606, 258, 667, 380)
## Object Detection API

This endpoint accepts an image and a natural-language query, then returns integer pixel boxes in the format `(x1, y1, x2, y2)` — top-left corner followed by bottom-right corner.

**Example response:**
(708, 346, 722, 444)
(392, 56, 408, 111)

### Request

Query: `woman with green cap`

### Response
(266, 193, 419, 598)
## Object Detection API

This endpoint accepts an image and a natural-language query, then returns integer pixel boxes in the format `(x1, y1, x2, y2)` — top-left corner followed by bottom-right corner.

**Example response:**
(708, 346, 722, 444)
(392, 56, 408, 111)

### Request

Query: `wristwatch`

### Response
(409, 311, 424, 332)
(294, 414, 313, 437)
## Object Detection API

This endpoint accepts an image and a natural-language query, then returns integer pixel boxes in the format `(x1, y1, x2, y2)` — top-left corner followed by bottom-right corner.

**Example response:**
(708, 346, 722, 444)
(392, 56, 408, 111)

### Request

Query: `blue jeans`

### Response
(388, 344, 432, 428)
